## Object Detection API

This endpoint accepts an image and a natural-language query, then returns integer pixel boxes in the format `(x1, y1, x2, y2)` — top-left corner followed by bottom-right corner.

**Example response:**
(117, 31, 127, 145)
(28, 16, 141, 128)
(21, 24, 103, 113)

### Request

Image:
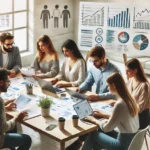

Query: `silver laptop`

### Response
(66, 88, 87, 101)
(36, 78, 65, 94)
(73, 100, 93, 120)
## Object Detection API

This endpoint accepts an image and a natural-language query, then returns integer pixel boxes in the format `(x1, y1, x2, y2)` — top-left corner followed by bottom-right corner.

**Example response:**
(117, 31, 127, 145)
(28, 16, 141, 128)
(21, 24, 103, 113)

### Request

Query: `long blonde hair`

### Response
(37, 35, 56, 61)
(126, 58, 149, 83)
(107, 73, 138, 117)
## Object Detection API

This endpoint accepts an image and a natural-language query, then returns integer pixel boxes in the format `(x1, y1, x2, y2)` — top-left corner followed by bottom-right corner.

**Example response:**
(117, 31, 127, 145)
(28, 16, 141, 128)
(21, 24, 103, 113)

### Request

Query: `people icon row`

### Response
(40, 5, 71, 28)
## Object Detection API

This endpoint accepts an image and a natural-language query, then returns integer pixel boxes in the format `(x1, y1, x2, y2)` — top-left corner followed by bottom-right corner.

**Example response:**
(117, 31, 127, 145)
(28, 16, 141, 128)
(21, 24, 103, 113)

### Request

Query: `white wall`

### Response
(22, 0, 74, 66)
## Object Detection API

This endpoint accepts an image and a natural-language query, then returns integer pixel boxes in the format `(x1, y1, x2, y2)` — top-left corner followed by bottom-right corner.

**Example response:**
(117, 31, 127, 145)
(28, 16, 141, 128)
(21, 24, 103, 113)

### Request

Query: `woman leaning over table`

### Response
(126, 58, 150, 129)
(51, 39, 87, 88)
(0, 69, 31, 150)
(31, 35, 59, 78)
(82, 72, 139, 150)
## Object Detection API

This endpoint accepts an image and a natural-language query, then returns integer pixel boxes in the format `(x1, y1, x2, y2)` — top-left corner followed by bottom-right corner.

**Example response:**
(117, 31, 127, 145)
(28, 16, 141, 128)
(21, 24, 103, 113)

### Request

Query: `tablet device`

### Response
(73, 100, 93, 119)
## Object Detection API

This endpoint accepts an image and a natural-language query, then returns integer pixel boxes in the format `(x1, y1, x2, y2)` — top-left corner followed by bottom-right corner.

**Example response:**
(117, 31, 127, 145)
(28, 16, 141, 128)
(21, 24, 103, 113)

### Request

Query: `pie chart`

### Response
(133, 34, 149, 51)
(118, 32, 129, 43)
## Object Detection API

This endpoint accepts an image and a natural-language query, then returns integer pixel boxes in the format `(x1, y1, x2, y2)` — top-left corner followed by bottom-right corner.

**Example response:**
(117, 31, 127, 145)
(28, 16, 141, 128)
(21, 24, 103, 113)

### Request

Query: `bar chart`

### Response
(133, 8, 150, 29)
(81, 3, 104, 26)
(107, 7, 130, 28)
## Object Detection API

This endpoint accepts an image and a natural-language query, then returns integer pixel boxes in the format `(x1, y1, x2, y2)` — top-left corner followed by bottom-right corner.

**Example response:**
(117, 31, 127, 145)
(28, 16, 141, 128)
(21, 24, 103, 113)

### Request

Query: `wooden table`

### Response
(6, 76, 114, 150)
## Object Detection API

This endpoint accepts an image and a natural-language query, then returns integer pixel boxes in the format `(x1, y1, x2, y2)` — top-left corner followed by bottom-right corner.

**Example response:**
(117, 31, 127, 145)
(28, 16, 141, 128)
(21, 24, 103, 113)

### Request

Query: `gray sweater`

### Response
(31, 57, 59, 78)
(0, 46, 22, 73)
(0, 97, 16, 148)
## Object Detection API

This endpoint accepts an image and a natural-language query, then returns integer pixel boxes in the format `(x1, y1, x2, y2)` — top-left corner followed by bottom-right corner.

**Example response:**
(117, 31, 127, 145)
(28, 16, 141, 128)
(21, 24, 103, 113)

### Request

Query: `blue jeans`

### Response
(82, 130, 136, 150)
(2, 133, 31, 150)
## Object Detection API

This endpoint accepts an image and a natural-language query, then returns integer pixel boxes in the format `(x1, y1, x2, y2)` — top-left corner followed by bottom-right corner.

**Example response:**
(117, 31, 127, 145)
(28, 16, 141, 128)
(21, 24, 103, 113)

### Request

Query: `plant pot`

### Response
(41, 108, 50, 117)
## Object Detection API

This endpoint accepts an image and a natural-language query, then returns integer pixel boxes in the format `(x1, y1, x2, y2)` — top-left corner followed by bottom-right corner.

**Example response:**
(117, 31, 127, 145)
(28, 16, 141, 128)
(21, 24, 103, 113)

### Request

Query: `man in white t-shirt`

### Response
(0, 32, 22, 77)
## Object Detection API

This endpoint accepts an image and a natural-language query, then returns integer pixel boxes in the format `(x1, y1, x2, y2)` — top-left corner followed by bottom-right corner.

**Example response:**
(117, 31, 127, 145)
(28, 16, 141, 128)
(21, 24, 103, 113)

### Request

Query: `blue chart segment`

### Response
(95, 36, 103, 43)
(133, 34, 149, 50)
(81, 4, 104, 26)
(107, 7, 130, 28)
(118, 32, 129, 43)
(107, 30, 115, 43)
(80, 30, 93, 47)
(133, 8, 150, 29)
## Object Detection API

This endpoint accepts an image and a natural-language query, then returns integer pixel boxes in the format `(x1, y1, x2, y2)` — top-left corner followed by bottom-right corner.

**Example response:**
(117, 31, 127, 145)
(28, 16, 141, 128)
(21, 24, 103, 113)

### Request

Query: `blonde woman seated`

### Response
(31, 35, 59, 78)
(51, 39, 87, 87)
(82, 73, 139, 150)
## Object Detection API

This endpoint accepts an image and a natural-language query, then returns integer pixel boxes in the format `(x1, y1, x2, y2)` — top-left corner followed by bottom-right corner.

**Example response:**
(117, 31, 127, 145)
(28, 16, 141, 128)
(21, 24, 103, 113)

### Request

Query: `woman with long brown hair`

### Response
(51, 39, 86, 87)
(81, 73, 139, 150)
(126, 58, 150, 128)
(31, 35, 59, 78)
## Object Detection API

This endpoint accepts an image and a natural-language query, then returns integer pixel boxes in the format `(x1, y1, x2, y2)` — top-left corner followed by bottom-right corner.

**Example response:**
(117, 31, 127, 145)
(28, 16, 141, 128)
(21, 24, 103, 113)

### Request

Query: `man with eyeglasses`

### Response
(0, 32, 22, 77)
(77, 46, 121, 101)
(66, 46, 121, 150)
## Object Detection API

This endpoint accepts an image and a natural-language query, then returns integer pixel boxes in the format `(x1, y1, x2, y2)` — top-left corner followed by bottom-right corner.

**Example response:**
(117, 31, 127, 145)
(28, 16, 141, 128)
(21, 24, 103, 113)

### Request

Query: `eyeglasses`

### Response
(3, 42, 14, 47)
(89, 59, 100, 64)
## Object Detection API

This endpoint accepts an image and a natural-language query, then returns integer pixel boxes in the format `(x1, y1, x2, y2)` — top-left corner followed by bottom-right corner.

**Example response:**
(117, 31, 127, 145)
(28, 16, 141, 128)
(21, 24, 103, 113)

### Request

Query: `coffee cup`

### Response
(72, 115, 79, 127)
(60, 93, 66, 100)
(58, 117, 65, 130)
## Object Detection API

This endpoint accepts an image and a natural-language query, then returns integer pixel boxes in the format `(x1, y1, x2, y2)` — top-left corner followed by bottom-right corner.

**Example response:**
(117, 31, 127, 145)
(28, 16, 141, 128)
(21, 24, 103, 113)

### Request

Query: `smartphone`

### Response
(46, 124, 57, 131)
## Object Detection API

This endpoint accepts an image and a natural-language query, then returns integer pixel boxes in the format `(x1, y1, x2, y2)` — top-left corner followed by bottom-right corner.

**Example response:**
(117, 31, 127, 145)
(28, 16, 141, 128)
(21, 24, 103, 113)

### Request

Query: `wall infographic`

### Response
(78, 2, 150, 56)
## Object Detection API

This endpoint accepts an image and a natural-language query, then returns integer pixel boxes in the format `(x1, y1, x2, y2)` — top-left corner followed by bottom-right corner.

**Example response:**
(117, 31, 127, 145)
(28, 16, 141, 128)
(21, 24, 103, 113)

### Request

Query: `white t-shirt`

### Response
(2, 52, 9, 68)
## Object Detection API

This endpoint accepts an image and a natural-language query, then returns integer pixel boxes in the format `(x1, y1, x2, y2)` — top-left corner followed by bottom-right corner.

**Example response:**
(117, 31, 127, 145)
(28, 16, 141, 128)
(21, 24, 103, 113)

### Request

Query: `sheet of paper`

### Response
(19, 68, 35, 76)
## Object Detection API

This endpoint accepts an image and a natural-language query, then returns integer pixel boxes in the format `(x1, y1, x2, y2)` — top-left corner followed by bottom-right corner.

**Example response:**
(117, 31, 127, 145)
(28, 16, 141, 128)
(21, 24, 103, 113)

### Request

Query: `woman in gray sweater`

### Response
(31, 35, 59, 78)
(0, 69, 31, 150)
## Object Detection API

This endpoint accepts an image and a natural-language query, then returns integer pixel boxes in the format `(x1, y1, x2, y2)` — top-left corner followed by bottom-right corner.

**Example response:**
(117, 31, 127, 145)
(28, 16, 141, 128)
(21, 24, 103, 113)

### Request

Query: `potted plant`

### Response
(38, 96, 53, 117)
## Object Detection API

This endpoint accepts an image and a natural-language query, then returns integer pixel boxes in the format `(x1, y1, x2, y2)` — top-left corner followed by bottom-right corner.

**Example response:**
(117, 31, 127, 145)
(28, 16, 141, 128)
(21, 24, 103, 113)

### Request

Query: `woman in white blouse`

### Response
(82, 73, 139, 150)
(51, 39, 87, 87)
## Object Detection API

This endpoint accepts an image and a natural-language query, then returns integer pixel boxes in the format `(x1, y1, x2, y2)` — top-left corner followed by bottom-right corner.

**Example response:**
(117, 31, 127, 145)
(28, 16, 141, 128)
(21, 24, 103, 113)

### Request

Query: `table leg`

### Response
(60, 142, 65, 150)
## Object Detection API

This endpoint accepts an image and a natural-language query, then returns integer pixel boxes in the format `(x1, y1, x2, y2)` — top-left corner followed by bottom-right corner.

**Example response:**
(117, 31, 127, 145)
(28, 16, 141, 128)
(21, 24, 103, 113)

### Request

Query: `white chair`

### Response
(128, 126, 149, 150)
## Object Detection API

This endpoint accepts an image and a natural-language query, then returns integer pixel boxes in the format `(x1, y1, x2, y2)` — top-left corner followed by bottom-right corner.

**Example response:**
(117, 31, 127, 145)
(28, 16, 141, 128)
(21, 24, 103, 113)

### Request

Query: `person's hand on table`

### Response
(56, 82, 66, 88)
(51, 78, 58, 85)
(109, 101, 116, 107)
(76, 87, 81, 92)
(84, 116, 100, 126)
(87, 94, 100, 101)
(93, 110, 105, 118)
(4, 99, 15, 105)
(14, 111, 28, 122)
(9, 70, 16, 78)
(5, 102, 17, 110)
(35, 74, 44, 78)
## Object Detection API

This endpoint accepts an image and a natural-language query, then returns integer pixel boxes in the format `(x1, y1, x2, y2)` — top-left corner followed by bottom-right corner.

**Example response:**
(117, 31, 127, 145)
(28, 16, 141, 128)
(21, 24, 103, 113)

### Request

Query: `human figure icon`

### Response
(52, 5, 60, 28)
(61, 5, 71, 28)
(40, 5, 50, 29)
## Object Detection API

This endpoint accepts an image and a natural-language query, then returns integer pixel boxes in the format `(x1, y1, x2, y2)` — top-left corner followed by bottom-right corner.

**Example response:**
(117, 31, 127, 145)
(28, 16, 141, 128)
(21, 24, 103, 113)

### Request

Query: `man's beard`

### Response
(3, 46, 12, 53)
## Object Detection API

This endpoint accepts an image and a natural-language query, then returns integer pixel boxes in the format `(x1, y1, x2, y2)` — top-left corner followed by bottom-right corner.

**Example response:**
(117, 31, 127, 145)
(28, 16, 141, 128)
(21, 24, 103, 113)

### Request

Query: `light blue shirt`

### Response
(79, 59, 121, 100)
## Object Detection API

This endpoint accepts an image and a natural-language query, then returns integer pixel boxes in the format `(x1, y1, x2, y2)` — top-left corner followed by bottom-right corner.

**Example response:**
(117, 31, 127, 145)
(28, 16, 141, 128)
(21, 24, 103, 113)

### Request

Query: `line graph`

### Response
(81, 3, 104, 26)
(133, 7, 150, 29)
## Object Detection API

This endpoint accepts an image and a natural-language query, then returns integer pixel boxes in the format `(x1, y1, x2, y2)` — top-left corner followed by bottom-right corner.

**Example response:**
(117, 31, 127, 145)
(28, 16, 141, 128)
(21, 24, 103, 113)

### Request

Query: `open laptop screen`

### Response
(73, 100, 93, 119)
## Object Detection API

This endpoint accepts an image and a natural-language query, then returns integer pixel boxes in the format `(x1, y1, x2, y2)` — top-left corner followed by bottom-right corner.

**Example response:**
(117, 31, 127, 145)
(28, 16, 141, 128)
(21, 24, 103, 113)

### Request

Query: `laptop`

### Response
(66, 88, 87, 101)
(36, 78, 65, 94)
(73, 100, 93, 120)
